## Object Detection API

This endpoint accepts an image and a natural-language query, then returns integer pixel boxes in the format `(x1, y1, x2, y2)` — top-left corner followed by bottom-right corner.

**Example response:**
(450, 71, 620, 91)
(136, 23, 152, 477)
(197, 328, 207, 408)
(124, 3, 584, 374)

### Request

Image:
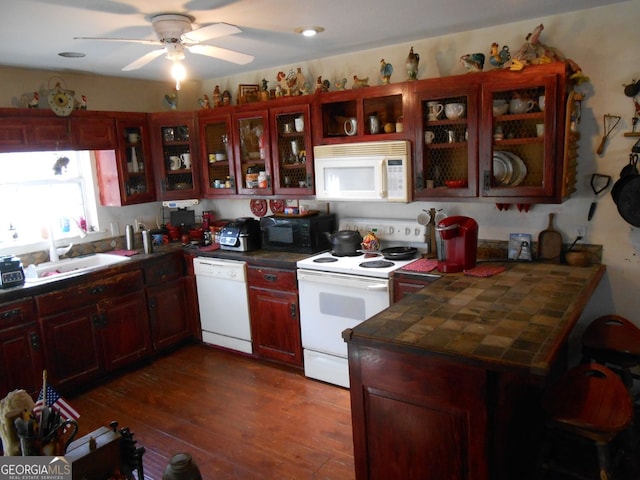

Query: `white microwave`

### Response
(313, 140, 412, 202)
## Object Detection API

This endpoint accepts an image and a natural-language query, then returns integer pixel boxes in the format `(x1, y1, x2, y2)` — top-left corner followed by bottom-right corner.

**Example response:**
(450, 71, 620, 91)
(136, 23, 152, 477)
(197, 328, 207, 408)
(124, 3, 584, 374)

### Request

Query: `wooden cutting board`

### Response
(537, 213, 562, 262)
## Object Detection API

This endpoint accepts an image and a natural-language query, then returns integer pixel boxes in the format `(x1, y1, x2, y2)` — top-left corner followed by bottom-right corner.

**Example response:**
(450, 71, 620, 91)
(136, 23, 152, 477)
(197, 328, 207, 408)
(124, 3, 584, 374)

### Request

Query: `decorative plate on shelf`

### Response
(269, 199, 285, 214)
(250, 199, 268, 217)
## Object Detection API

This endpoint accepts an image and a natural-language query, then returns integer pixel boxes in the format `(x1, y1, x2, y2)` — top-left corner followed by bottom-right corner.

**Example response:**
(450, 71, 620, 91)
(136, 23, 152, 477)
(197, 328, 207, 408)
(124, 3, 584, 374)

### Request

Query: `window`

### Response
(0, 150, 97, 250)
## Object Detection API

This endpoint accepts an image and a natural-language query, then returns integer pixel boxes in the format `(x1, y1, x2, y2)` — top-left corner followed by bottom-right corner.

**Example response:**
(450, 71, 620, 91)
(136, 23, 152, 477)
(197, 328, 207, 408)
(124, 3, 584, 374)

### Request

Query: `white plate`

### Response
(493, 152, 513, 186)
(502, 151, 527, 186)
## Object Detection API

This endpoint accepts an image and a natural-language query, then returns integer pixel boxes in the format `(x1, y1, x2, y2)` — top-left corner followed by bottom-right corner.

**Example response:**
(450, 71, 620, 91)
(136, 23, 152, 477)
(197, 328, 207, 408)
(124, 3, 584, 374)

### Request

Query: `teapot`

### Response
(325, 230, 363, 256)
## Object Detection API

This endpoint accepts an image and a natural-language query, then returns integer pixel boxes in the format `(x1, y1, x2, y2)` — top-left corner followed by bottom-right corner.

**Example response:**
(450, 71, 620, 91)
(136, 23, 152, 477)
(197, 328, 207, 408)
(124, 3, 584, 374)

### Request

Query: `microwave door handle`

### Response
(379, 159, 387, 199)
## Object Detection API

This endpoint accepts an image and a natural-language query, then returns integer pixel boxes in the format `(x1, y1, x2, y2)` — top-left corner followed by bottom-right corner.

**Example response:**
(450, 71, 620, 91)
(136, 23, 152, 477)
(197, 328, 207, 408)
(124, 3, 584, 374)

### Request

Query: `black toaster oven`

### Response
(0, 255, 25, 289)
(260, 213, 335, 254)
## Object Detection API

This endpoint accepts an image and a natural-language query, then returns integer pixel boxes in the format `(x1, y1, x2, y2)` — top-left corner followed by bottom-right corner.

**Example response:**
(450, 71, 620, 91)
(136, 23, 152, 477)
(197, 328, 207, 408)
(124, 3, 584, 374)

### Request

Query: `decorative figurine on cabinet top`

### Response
(27, 92, 39, 108)
(334, 77, 347, 90)
(316, 76, 331, 93)
(406, 46, 420, 81)
(459, 53, 485, 72)
(212, 85, 222, 107)
(198, 94, 210, 109)
(489, 43, 511, 69)
(380, 59, 393, 84)
(352, 75, 369, 89)
(164, 90, 178, 110)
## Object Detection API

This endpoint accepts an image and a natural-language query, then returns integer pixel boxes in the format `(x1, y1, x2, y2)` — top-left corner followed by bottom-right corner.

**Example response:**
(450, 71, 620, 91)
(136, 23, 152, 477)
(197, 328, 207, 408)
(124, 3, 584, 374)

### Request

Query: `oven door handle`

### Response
(297, 269, 389, 291)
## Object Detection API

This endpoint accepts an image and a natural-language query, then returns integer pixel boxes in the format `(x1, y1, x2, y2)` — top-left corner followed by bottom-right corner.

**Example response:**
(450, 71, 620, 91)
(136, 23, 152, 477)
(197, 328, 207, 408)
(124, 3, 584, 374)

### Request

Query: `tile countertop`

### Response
(344, 262, 606, 378)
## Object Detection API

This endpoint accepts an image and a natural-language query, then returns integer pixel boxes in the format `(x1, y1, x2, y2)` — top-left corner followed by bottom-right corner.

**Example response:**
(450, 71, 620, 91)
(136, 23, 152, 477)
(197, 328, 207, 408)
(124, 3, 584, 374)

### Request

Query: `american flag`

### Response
(33, 385, 80, 422)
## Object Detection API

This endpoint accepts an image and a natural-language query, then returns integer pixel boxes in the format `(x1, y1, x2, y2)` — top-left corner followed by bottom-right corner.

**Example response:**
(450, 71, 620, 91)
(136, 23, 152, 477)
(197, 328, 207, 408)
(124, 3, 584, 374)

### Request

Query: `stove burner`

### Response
(359, 260, 395, 268)
(331, 251, 362, 257)
(313, 257, 339, 263)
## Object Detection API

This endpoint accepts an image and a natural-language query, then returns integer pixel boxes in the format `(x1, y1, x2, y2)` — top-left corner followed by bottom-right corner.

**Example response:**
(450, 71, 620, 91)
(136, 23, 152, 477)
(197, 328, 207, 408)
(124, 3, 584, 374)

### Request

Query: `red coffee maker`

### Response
(435, 216, 478, 273)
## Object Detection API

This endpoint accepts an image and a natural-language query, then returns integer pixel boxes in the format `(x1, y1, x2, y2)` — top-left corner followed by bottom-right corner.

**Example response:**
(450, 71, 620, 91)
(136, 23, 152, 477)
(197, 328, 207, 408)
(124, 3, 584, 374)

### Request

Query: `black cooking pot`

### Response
(381, 246, 418, 260)
(615, 174, 640, 227)
(326, 230, 362, 256)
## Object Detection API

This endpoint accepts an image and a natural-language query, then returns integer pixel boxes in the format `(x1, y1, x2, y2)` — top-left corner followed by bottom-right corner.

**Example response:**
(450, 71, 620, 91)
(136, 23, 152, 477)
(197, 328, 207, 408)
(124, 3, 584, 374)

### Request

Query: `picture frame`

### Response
(237, 84, 259, 104)
(508, 233, 533, 261)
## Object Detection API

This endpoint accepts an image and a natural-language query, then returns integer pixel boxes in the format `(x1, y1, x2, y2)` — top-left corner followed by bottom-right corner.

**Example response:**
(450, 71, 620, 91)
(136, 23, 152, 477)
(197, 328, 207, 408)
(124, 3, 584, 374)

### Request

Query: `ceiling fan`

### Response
(74, 13, 254, 72)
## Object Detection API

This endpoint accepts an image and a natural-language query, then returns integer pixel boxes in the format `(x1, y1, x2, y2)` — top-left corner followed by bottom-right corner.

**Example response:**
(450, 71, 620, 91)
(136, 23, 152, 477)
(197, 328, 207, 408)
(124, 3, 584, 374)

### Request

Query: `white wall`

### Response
(199, 1, 640, 336)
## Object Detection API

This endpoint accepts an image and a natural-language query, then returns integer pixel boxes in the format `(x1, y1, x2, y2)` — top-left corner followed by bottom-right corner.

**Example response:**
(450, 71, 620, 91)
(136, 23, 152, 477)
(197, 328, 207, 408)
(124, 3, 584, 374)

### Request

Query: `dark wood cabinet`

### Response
(232, 108, 272, 195)
(36, 270, 151, 392)
(392, 272, 436, 303)
(412, 61, 575, 204)
(0, 298, 44, 398)
(347, 343, 488, 480)
(144, 253, 192, 351)
(149, 112, 201, 200)
(248, 266, 302, 367)
(198, 108, 236, 196)
(96, 114, 156, 205)
(0, 109, 117, 152)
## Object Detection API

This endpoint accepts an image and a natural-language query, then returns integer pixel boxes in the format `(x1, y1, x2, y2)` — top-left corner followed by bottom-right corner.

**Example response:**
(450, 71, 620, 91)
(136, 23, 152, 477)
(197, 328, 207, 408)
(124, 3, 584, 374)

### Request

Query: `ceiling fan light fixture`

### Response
(295, 26, 324, 37)
(165, 42, 185, 62)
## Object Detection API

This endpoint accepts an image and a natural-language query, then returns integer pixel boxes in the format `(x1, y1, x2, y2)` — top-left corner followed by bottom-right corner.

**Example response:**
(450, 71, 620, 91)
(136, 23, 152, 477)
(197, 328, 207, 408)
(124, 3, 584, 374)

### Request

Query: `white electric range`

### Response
(297, 217, 429, 388)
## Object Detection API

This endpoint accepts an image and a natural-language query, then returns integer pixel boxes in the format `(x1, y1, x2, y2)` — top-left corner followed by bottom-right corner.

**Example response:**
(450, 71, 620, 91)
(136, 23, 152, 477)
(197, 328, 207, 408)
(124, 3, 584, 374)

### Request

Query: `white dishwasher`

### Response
(193, 257, 252, 354)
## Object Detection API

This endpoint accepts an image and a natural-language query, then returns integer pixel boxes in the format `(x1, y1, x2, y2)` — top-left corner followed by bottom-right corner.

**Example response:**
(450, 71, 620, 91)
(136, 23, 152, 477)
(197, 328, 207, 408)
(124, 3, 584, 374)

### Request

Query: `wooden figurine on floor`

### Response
(1, 389, 35, 456)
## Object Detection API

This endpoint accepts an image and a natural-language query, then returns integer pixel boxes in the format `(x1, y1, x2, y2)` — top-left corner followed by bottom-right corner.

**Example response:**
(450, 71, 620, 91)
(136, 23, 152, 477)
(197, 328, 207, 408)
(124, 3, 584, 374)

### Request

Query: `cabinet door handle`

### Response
(149, 298, 157, 309)
(290, 303, 297, 319)
(29, 333, 40, 350)
(1, 308, 21, 320)
(90, 285, 106, 295)
(263, 274, 277, 282)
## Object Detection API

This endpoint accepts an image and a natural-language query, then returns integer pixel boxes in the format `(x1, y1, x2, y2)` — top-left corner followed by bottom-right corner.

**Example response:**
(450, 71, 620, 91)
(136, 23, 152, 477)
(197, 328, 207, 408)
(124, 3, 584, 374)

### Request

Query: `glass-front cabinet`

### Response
(199, 110, 235, 196)
(149, 112, 200, 200)
(269, 103, 313, 194)
(479, 74, 558, 199)
(96, 115, 156, 206)
(233, 109, 271, 195)
(414, 81, 480, 199)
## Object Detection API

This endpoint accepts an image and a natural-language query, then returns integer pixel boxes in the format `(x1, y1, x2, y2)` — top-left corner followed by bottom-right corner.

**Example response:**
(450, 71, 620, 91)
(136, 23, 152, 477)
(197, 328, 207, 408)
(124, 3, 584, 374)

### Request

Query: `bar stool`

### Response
(581, 314, 640, 398)
(536, 363, 633, 480)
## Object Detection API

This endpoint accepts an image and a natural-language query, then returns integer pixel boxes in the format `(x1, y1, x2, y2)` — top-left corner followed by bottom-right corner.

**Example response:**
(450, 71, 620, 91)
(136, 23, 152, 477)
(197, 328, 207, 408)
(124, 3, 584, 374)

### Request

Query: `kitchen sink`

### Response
(24, 253, 131, 285)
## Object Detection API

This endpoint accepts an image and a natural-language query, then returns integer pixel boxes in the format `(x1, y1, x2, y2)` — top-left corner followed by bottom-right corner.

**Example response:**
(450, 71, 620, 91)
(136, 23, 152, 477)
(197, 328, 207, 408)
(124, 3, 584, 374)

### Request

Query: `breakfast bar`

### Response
(343, 262, 606, 480)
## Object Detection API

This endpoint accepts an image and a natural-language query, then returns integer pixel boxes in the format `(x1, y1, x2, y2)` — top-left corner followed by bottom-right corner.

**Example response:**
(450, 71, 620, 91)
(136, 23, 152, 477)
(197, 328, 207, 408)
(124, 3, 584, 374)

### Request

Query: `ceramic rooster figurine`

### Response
(198, 95, 211, 109)
(380, 59, 393, 84)
(28, 92, 39, 108)
(334, 77, 347, 90)
(489, 43, 511, 68)
(76, 95, 87, 110)
(352, 75, 369, 89)
(459, 53, 485, 72)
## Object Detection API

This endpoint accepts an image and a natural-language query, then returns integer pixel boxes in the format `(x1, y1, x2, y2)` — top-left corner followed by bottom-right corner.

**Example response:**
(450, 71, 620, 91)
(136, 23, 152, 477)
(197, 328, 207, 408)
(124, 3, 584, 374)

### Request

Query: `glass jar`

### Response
(163, 453, 202, 480)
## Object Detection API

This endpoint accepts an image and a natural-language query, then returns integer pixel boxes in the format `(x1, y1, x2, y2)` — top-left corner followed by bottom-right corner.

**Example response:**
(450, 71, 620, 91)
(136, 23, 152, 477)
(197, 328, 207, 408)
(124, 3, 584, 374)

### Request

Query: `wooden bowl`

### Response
(565, 250, 590, 267)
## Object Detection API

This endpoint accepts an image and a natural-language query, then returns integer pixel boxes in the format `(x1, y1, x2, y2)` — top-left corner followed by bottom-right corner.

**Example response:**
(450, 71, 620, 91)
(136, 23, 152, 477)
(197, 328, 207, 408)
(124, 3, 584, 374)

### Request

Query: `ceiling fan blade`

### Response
(181, 23, 241, 43)
(74, 36, 162, 46)
(122, 48, 166, 71)
(187, 44, 254, 65)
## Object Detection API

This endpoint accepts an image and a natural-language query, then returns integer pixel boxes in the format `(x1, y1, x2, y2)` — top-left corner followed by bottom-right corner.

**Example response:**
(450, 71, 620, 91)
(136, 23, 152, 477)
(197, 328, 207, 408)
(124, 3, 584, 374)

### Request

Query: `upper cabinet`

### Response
(413, 78, 480, 199)
(269, 100, 314, 195)
(149, 112, 201, 200)
(412, 62, 575, 204)
(0, 109, 117, 152)
(232, 107, 271, 195)
(96, 114, 156, 206)
(198, 107, 236, 197)
(312, 83, 411, 145)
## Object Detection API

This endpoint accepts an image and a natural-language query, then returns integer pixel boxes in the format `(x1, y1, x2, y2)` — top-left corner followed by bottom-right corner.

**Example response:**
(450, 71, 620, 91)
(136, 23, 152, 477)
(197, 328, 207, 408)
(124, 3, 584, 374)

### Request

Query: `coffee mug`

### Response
(294, 116, 304, 132)
(283, 123, 293, 133)
(492, 99, 509, 116)
(538, 95, 546, 112)
(169, 156, 181, 170)
(424, 130, 435, 144)
(180, 153, 191, 169)
(426, 102, 444, 121)
(128, 133, 140, 144)
(536, 124, 545, 137)
(445, 103, 466, 120)
(509, 98, 535, 114)
(344, 118, 357, 136)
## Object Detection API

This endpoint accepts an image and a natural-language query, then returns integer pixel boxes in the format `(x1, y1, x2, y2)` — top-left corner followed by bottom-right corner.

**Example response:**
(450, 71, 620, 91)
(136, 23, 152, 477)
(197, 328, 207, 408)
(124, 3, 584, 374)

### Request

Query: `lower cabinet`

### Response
(144, 253, 192, 352)
(0, 298, 44, 398)
(248, 266, 302, 367)
(36, 271, 152, 392)
(392, 272, 436, 303)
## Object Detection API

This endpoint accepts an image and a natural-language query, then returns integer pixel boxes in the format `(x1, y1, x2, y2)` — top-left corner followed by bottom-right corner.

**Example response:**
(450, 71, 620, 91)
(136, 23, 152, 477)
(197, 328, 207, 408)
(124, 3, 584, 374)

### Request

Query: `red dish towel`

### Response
(463, 265, 506, 277)
(198, 243, 220, 252)
(401, 258, 438, 273)
(111, 249, 139, 256)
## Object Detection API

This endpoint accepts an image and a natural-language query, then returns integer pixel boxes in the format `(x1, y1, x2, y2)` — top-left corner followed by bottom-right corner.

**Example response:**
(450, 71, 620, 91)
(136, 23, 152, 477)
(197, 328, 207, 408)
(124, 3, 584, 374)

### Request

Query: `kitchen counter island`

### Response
(343, 262, 605, 480)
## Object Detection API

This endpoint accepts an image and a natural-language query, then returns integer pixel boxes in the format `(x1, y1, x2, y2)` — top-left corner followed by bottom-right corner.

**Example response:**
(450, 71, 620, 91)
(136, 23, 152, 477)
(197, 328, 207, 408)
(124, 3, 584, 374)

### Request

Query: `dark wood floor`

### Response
(70, 344, 355, 479)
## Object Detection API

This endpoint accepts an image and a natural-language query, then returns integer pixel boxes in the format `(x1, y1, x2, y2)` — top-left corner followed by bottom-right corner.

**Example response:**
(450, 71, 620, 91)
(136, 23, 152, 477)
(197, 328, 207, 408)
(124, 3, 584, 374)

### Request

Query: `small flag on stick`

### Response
(33, 371, 80, 422)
